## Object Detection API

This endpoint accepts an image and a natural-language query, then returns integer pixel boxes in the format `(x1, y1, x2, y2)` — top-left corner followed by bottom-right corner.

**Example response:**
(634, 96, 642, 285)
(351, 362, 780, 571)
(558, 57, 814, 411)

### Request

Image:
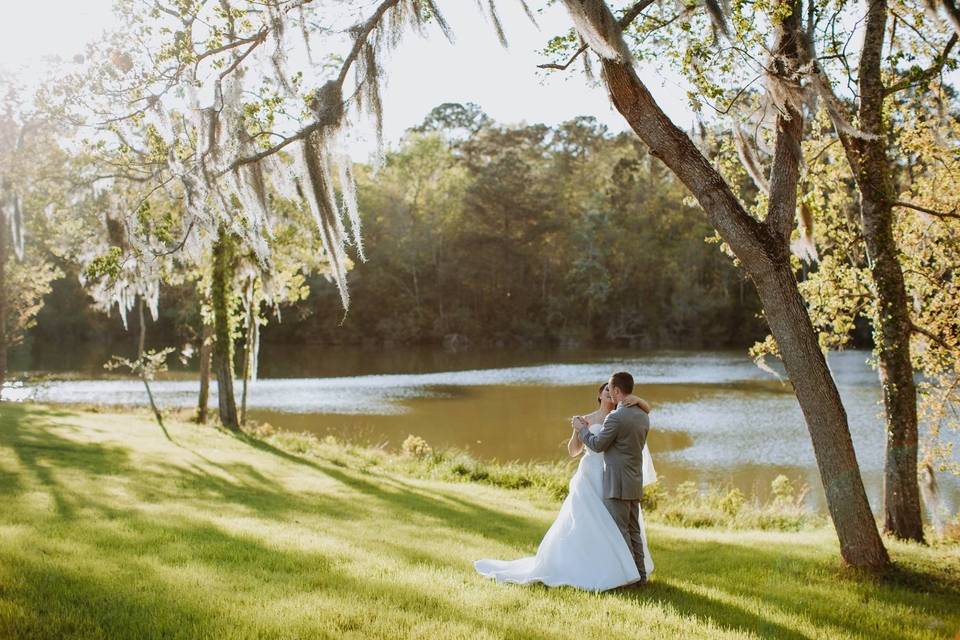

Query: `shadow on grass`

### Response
(0, 506, 556, 640)
(232, 430, 549, 545)
(2, 404, 958, 640)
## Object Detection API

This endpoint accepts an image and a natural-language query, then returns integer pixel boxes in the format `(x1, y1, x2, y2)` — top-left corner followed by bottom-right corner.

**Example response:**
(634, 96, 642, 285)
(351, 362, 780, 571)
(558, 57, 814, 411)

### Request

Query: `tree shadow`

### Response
(619, 534, 960, 640)
(1, 405, 135, 518)
(0, 506, 553, 640)
(4, 405, 958, 640)
(232, 431, 548, 546)
(620, 581, 813, 640)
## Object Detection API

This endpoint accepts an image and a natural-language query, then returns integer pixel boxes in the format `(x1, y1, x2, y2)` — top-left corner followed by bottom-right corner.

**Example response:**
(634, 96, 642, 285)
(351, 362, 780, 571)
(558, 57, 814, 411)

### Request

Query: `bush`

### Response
(401, 435, 433, 459)
(771, 474, 796, 506)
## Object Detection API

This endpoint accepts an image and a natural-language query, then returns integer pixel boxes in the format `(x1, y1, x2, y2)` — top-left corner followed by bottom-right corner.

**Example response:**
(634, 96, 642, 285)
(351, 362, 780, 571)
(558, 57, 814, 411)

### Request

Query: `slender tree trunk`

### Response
(853, 0, 924, 542)
(240, 275, 256, 426)
(212, 226, 239, 431)
(137, 297, 167, 434)
(589, 2, 888, 567)
(197, 319, 213, 424)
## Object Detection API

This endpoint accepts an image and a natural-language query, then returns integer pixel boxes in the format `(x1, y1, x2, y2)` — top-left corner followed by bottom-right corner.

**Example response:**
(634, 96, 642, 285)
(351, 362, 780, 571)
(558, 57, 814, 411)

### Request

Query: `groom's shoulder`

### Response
(619, 404, 649, 424)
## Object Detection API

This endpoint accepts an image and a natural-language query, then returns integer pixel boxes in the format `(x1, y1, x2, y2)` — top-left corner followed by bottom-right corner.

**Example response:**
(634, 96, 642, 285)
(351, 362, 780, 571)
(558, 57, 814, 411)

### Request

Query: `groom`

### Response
(575, 371, 649, 586)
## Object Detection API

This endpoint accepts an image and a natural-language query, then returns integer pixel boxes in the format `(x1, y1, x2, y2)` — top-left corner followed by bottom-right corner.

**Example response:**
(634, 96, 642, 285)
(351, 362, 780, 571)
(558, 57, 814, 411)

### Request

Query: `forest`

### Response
(19, 104, 767, 359)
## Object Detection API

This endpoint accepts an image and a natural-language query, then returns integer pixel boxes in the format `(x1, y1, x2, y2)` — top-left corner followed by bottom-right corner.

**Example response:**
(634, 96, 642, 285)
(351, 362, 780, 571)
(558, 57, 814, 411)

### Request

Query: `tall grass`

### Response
(250, 425, 826, 531)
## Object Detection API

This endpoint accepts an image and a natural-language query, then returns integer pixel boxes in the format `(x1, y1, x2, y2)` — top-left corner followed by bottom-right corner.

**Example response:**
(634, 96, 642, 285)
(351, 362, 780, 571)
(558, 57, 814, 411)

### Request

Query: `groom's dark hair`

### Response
(610, 371, 634, 395)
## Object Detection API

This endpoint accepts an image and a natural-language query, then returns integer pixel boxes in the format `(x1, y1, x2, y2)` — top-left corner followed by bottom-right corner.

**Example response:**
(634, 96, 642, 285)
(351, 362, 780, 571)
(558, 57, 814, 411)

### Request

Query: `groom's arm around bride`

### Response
(574, 373, 650, 584)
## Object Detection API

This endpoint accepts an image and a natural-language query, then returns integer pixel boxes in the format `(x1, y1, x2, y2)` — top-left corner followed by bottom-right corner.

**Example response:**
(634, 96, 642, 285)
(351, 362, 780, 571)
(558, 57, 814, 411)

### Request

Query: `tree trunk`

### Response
(593, 18, 888, 567)
(197, 319, 213, 424)
(137, 297, 167, 433)
(212, 226, 239, 431)
(240, 275, 256, 426)
(853, 0, 924, 542)
(752, 258, 889, 567)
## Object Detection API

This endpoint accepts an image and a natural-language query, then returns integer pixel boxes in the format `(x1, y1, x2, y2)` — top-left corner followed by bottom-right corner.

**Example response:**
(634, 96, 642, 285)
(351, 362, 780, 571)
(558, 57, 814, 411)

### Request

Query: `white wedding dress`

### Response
(475, 423, 655, 592)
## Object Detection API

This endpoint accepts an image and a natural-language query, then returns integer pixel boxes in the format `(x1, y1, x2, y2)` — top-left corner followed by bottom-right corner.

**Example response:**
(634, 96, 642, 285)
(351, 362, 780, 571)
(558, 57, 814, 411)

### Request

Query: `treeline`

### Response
(268, 105, 767, 349)
(23, 104, 768, 357)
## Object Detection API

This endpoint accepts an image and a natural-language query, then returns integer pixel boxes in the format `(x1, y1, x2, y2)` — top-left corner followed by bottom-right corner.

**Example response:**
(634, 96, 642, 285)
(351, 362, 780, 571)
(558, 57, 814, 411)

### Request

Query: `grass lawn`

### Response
(0, 403, 957, 639)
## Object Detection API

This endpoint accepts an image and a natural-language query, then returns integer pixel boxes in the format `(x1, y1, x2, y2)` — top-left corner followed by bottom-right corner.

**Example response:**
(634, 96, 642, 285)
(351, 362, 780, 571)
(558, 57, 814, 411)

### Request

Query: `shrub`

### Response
(771, 474, 796, 506)
(719, 488, 746, 517)
(401, 435, 433, 459)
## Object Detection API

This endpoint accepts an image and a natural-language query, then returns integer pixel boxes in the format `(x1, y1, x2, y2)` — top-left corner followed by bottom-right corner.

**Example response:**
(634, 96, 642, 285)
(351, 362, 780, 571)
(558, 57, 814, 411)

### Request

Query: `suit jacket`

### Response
(578, 404, 649, 500)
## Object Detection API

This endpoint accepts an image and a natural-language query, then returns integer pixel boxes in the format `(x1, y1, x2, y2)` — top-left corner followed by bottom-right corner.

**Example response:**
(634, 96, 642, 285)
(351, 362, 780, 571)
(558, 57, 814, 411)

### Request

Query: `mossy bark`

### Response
(212, 226, 239, 431)
(197, 320, 213, 424)
(853, 0, 923, 542)
(0, 214, 6, 401)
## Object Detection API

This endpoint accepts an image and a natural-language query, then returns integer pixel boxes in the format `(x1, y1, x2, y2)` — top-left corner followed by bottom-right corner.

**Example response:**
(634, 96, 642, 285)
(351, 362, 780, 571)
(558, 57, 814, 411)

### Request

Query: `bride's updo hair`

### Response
(597, 383, 608, 406)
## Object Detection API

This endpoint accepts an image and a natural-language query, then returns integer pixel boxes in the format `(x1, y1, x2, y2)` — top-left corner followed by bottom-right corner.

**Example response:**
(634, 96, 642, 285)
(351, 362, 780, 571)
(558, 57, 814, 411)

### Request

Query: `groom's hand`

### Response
(571, 416, 588, 432)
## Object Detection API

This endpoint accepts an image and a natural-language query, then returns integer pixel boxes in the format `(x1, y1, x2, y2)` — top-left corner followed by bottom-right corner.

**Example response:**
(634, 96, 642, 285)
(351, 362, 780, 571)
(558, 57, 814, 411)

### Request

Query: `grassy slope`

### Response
(0, 404, 957, 640)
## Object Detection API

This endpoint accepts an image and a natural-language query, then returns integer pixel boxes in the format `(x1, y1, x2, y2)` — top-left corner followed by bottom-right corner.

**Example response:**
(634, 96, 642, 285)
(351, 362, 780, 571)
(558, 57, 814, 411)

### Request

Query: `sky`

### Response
(0, 1, 695, 159)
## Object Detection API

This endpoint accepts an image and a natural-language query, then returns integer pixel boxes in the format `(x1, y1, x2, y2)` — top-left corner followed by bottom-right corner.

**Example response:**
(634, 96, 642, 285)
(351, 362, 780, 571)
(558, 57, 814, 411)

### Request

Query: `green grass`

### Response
(0, 404, 957, 639)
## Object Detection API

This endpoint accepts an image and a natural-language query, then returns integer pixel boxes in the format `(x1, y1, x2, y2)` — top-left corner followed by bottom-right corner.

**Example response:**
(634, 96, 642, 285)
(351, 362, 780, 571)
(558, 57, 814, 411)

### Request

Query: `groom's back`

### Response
(603, 405, 649, 500)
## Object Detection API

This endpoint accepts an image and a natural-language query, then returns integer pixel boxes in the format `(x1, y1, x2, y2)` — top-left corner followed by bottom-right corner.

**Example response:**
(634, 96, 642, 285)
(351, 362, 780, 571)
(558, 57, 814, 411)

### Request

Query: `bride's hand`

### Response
(622, 394, 652, 413)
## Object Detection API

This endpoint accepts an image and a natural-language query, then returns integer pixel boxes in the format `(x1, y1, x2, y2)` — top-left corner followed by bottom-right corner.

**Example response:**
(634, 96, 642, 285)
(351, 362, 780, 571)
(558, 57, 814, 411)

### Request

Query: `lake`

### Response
(8, 346, 959, 515)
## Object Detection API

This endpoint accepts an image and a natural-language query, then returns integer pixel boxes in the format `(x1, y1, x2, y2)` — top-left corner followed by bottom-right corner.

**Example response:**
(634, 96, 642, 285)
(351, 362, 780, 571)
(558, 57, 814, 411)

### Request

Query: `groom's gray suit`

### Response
(578, 403, 649, 579)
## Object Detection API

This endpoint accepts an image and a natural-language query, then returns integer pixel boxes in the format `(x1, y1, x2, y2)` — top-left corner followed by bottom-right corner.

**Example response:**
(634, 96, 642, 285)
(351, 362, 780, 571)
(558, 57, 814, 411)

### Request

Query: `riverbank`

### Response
(1, 403, 958, 639)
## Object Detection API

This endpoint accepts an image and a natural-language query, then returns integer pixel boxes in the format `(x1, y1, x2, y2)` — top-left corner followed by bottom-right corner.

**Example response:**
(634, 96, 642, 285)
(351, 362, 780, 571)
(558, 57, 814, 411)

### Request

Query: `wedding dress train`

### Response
(474, 423, 655, 592)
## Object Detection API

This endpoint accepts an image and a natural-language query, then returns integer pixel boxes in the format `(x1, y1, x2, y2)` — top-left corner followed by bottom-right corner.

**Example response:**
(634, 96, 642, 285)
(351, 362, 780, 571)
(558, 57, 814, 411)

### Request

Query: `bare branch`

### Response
(227, 0, 403, 172)
(894, 200, 960, 219)
(336, 0, 403, 86)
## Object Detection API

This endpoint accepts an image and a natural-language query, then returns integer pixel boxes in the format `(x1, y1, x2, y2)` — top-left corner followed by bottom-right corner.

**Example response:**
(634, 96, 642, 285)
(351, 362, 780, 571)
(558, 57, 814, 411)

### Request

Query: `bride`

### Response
(475, 383, 655, 592)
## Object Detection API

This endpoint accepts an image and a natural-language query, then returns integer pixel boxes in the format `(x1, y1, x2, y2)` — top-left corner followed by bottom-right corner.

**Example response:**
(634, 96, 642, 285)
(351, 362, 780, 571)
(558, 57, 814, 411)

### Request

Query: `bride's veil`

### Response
(642, 445, 657, 487)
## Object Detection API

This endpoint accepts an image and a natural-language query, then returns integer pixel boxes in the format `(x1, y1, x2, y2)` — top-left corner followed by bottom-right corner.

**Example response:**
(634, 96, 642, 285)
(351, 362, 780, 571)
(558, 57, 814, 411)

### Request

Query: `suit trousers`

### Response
(603, 497, 645, 579)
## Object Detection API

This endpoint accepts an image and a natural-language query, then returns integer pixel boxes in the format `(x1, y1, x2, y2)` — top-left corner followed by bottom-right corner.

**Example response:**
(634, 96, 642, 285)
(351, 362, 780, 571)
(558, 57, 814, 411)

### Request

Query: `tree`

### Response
(0, 79, 65, 399)
(549, 0, 888, 567)
(787, 0, 956, 542)
(648, 0, 957, 542)
(44, 0, 453, 427)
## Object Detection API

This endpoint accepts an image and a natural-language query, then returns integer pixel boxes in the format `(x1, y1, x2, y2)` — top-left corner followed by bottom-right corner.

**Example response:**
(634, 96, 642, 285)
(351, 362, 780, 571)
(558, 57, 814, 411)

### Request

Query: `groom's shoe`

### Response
(628, 576, 648, 589)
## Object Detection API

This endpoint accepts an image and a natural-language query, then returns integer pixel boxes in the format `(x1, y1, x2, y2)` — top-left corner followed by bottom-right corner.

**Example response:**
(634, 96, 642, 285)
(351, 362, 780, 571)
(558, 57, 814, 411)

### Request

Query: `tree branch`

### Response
(763, 0, 806, 242)
(894, 200, 960, 219)
(911, 321, 956, 351)
(194, 29, 268, 67)
(884, 33, 958, 95)
(537, 0, 657, 71)
(336, 0, 403, 86)
(224, 0, 403, 172)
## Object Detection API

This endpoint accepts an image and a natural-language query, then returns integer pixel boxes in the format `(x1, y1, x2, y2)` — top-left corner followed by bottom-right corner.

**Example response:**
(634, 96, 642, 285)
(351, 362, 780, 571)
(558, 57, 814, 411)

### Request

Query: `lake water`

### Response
(7, 346, 959, 515)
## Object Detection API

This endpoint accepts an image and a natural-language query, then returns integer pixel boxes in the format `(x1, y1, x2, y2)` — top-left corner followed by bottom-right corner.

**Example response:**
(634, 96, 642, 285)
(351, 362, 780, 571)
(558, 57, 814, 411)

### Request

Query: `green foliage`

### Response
(657, 477, 819, 531)
(82, 247, 124, 282)
(270, 108, 765, 348)
(250, 427, 823, 531)
(4, 255, 61, 350)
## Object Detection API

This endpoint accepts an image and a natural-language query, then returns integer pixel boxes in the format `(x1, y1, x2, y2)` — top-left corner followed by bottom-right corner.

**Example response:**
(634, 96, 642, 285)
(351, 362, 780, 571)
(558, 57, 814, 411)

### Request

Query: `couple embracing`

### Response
(475, 371, 655, 592)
